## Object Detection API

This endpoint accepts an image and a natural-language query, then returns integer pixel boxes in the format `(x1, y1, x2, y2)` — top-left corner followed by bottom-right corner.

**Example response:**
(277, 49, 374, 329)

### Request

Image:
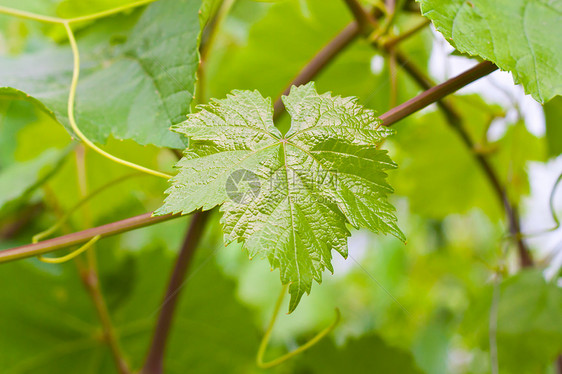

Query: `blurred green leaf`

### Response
(462, 270, 562, 374)
(0, 246, 260, 373)
(0, 147, 69, 213)
(206, 0, 350, 100)
(391, 95, 501, 219)
(0, 0, 203, 148)
(493, 120, 545, 200)
(419, 0, 562, 103)
(0, 98, 37, 167)
(297, 334, 425, 373)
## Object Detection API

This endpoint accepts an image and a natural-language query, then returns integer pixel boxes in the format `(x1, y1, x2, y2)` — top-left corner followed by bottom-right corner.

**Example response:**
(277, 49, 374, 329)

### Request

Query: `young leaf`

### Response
(156, 83, 404, 312)
(419, 0, 562, 103)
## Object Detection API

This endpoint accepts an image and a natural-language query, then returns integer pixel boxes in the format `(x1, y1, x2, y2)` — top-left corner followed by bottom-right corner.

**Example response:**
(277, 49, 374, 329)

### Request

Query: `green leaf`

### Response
(0, 245, 260, 373)
(390, 95, 502, 219)
(298, 334, 426, 373)
(0, 147, 69, 213)
(156, 83, 403, 312)
(418, 0, 562, 103)
(0, 0, 203, 148)
(544, 96, 562, 157)
(0, 97, 37, 168)
(462, 270, 562, 373)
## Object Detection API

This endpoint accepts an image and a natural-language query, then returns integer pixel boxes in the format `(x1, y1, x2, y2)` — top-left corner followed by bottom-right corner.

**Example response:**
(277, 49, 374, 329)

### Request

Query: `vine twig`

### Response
(141, 211, 210, 374)
(0, 212, 178, 263)
(378, 61, 497, 125)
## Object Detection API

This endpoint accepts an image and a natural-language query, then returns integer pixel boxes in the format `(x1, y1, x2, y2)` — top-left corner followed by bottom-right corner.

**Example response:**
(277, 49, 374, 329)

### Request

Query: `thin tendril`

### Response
(66, 0, 159, 24)
(256, 285, 341, 369)
(32, 172, 143, 244)
(0, 5, 63, 23)
(63, 22, 172, 180)
(0, 0, 158, 24)
(37, 235, 100, 264)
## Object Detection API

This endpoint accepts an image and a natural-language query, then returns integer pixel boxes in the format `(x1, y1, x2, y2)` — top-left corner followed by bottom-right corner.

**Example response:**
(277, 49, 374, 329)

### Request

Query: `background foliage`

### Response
(0, 0, 561, 373)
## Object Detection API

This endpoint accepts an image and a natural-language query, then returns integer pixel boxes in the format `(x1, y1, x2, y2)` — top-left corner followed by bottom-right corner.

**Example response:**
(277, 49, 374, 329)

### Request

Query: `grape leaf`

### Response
(418, 0, 562, 103)
(156, 83, 404, 312)
(0, 0, 202, 148)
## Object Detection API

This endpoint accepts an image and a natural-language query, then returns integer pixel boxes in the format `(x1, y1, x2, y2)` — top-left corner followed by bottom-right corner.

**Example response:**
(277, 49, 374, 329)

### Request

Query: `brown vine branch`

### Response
(379, 61, 497, 125)
(342, 0, 377, 34)
(141, 211, 210, 374)
(0, 212, 178, 263)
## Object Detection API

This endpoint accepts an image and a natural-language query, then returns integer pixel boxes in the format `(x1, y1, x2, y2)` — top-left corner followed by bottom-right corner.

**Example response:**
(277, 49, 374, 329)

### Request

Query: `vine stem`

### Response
(141, 211, 209, 374)
(379, 61, 497, 125)
(0, 212, 178, 263)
